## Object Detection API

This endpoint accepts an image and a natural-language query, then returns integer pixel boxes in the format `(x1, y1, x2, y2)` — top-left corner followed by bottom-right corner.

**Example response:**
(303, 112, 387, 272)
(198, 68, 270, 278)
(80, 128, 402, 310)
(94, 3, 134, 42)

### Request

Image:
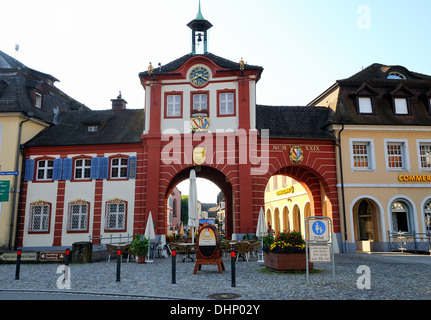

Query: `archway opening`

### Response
(165, 166, 233, 238)
(352, 198, 381, 252)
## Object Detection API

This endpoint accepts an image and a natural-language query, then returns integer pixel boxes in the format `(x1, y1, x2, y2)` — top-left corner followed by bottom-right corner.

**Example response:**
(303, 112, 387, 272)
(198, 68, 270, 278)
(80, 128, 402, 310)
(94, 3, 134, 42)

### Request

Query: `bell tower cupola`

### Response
(187, 0, 212, 55)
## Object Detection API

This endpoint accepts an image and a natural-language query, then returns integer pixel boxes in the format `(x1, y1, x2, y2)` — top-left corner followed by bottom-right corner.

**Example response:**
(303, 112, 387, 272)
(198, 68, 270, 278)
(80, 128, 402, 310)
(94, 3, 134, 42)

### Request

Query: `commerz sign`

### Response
(398, 174, 431, 182)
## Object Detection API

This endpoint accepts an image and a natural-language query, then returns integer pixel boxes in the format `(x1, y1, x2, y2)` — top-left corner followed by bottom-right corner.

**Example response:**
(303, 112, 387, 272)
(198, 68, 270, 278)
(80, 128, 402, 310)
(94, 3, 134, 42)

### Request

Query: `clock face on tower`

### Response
(189, 66, 210, 87)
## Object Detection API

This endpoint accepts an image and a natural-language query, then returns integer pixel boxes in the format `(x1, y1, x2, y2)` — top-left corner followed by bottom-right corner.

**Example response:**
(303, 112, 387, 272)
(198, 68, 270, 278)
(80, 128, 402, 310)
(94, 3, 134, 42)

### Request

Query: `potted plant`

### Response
(130, 234, 149, 263)
(262, 231, 313, 272)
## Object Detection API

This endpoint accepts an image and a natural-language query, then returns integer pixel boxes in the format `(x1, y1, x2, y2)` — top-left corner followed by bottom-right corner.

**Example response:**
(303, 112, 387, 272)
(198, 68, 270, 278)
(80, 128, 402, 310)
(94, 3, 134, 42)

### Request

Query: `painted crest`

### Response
(193, 147, 206, 165)
(190, 116, 210, 132)
(289, 145, 304, 164)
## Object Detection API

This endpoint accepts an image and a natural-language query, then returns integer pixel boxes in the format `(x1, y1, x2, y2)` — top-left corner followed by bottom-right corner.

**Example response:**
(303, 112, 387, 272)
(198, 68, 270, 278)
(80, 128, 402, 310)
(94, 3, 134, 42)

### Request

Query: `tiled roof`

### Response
(256, 105, 335, 139)
(25, 109, 145, 147)
(139, 52, 263, 80)
(0, 50, 88, 123)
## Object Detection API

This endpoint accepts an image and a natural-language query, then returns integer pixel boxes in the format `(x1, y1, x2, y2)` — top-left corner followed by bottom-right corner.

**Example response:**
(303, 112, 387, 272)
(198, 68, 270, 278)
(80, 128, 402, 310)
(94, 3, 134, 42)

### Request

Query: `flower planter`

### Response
(264, 252, 313, 272)
(136, 255, 146, 264)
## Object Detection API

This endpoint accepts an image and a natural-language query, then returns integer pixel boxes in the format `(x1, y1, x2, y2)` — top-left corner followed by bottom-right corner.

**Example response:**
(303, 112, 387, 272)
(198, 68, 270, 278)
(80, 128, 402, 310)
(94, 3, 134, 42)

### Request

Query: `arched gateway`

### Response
(135, 9, 340, 242)
(17, 6, 340, 250)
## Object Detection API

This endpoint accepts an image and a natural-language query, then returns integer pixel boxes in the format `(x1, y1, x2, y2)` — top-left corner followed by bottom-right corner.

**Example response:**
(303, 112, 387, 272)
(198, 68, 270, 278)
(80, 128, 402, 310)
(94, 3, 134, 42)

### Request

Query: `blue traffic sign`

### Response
(312, 220, 326, 236)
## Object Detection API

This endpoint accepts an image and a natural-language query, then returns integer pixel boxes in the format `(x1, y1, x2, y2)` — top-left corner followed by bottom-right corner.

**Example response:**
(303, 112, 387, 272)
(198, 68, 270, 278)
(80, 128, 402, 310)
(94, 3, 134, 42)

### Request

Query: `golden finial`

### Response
(239, 57, 245, 71)
(148, 62, 153, 75)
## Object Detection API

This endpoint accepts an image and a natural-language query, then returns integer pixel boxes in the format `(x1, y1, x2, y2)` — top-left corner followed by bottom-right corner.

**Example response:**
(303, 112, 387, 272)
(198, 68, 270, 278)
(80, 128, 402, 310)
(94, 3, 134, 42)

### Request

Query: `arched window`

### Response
(424, 200, 431, 233)
(358, 200, 373, 240)
(391, 200, 411, 233)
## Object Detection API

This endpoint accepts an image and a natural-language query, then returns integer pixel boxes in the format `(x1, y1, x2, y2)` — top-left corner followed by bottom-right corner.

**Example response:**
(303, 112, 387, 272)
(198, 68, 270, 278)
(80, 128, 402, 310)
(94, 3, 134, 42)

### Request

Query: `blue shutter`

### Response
(24, 159, 35, 181)
(127, 156, 137, 178)
(99, 157, 109, 179)
(62, 158, 73, 180)
(90, 157, 100, 179)
(53, 158, 63, 180)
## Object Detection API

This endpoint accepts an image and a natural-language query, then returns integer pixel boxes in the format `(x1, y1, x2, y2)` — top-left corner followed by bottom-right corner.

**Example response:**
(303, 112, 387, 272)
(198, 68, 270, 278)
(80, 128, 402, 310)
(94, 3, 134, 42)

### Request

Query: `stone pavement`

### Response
(0, 252, 430, 300)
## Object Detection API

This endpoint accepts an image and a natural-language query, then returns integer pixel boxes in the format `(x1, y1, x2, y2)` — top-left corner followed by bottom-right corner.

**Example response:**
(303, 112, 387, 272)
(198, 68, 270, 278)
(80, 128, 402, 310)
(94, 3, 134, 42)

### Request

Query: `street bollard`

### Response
(231, 248, 236, 287)
(171, 248, 176, 284)
(65, 248, 70, 266)
(116, 247, 121, 282)
(15, 248, 22, 280)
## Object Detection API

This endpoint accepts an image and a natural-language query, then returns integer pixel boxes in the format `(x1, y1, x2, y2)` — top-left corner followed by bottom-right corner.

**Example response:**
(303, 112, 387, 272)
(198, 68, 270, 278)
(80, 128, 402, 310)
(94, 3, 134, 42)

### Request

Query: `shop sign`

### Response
(0, 252, 38, 261)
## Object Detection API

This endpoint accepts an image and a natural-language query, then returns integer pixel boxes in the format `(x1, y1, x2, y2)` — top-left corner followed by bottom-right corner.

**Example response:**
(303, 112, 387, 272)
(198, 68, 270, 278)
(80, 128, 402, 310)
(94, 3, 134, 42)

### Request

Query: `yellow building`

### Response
(309, 64, 431, 253)
(264, 175, 311, 236)
(0, 50, 87, 251)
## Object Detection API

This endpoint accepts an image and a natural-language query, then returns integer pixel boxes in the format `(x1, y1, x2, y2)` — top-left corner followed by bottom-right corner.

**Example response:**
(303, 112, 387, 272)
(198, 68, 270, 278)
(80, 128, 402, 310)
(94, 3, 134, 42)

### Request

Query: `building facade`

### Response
(309, 63, 431, 252)
(16, 7, 341, 251)
(0, 50, 87, 251)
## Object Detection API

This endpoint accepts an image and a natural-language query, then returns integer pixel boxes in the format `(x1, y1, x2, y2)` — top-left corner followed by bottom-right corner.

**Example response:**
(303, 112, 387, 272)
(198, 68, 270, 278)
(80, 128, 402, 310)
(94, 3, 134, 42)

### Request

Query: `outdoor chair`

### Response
(106, 243, 131, 263)
(236, 241, 250, 261)
(247, 241, 261, 260)
(156, 235, 171, 258)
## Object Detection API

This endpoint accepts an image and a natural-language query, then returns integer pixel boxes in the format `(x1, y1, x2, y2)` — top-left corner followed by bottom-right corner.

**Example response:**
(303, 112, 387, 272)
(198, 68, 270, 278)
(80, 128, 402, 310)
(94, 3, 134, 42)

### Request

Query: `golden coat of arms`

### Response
(193, 147, 206, 165)
(190, 116, 209, 132)
(289, 145, 304, 164)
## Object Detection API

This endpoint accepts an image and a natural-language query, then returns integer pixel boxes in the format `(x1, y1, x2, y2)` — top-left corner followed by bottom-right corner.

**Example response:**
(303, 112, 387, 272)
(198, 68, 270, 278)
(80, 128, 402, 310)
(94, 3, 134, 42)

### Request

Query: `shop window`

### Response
(391, 201, 411, 233)
(424, 200, 431, 233)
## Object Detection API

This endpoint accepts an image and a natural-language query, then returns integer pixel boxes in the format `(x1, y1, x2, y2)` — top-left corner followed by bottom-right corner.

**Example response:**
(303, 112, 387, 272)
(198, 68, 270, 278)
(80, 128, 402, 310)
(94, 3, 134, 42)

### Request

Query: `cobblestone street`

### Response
(1, 252, 430, 300)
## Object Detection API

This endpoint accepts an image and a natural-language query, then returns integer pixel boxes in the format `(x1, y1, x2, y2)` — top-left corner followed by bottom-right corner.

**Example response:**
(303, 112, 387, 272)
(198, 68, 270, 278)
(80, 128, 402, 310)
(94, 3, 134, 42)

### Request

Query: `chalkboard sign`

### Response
(197, 225, 219, 258)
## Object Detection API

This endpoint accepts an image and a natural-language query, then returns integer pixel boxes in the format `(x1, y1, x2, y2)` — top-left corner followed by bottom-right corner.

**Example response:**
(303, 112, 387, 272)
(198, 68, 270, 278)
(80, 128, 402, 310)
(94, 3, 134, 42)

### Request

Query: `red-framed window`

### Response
(28, 200, 52, 233)
(217, 89, 236, 117)
(191, 90, 209, 116)
(67, 199, 90, 232)
(105, 199, 127, 232)
(164, 92, 183, 119)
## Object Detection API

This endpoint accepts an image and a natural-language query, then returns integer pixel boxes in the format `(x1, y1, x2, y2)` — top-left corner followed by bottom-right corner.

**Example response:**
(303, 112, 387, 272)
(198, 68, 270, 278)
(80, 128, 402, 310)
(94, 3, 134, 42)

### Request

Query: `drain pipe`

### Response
(9, 115, 30, 251)
(337, 123, 348, 253)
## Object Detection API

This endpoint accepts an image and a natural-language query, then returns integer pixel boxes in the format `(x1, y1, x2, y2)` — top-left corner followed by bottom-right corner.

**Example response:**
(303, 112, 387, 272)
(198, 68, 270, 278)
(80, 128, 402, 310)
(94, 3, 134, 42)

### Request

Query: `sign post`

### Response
(305, 216, 335, 283)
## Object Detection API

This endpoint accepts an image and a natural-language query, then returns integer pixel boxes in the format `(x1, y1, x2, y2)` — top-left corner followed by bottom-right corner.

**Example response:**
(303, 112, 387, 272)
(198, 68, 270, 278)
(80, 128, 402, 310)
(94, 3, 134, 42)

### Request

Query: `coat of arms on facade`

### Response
(289, 145, 304, 164)
(190, 115, 209, 132)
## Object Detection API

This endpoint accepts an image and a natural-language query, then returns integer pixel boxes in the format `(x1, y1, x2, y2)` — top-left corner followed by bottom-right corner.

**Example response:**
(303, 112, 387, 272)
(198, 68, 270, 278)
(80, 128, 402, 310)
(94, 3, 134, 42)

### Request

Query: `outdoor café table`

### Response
(176, 243, 196, 262)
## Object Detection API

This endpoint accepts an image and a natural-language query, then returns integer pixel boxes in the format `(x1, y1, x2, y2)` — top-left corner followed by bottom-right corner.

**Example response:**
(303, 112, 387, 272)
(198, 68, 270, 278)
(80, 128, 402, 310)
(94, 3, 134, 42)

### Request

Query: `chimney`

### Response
(111, 91, 127, 111)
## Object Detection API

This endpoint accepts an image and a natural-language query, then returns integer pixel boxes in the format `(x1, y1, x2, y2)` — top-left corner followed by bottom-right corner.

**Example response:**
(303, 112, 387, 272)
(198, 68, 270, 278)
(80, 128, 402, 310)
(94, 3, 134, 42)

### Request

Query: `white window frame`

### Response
(358, 97, 373, 114)
(74, 158, 92, 180)
(35, 92, 43, 109)
(68, 202, 89, 231)
(110, 157, 128, 179)
(384, 139, 410, 172)
(219, 92, 235, 115)
(394, 97, 409, 115)
(193, 93, 208, 112)
(166, 94, 182, 117)
(105, 201, 126, 230)
(417, 139, 431, 172)
(29, 203, 50, 232)
(36, 159, 54, 181)
(349, 138, 376, 171)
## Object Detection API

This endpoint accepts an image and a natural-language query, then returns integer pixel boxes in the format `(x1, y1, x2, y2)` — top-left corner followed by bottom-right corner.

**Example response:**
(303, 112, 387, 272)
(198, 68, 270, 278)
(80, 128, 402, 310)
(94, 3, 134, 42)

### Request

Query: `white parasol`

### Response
(188, 169, 199, 243)
(256, 207, 267, 262)
(144, 211, 156, 262)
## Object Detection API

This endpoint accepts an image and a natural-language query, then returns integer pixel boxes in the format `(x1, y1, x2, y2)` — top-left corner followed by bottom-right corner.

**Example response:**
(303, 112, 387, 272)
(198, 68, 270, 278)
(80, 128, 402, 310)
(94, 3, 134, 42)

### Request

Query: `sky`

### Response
(2, 0, 431, 203)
